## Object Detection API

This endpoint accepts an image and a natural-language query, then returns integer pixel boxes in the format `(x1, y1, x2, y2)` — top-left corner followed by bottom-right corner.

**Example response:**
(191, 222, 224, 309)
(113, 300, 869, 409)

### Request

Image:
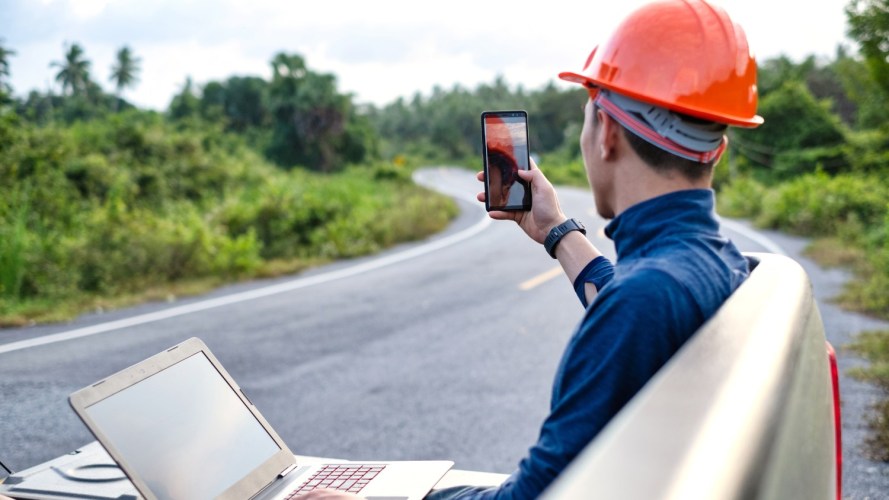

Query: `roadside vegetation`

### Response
(848, 330, 889, 461)
(0, 111, 456, 326)
(0, 46, 458, 326)
(0, 39, 594, 327)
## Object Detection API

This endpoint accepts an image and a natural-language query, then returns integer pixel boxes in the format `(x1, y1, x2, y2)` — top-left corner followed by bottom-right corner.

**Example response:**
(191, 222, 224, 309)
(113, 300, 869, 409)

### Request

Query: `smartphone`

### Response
(481, 110, 532, 212)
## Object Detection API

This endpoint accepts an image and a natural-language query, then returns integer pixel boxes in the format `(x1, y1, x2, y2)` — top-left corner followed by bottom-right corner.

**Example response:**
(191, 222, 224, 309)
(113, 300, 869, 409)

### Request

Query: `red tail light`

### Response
(827, 341, 842, 500)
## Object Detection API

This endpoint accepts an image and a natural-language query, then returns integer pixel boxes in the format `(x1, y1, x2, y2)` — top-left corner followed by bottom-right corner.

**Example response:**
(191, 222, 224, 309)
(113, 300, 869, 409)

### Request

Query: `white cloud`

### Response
(69, 0, 115, 20)
(134, 41, 270, 109)
(34, 0, 116, 20)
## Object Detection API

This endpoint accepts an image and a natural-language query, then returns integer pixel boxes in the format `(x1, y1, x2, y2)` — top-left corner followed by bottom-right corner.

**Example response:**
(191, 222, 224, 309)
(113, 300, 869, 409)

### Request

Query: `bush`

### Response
(719, 171, 889, 319)
(754, 172, 887, 236)
(847, 127, 889, 174)
(538, 156, 589, 188)
(840, 210, 889, 315)
(847, 330, 889, 460)
(73, 205, 263, 293)
(772, 144, 850, 178)
(734, 80, 847, 179)
(717, 176, 767, 218)
(0, 112, 457, 324)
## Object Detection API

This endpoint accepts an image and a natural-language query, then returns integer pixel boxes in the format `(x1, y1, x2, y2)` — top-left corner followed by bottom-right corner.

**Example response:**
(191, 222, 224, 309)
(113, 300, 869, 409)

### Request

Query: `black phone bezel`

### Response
(481, 110, 532, 212)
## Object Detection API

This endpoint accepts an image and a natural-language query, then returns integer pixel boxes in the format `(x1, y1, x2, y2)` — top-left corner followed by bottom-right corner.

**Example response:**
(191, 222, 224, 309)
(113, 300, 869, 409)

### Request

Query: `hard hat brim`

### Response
(558, 71, 764, 128)
(558, 71, 591, 86)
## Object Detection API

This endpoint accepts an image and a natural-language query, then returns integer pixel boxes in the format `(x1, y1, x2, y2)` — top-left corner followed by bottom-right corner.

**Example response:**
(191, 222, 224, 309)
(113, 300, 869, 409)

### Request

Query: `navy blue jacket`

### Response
(431, 189, 749, 500)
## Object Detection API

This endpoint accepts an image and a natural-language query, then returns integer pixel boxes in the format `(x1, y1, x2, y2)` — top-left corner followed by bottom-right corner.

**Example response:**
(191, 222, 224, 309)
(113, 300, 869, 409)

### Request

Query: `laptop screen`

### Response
(84, 351, 281, 500)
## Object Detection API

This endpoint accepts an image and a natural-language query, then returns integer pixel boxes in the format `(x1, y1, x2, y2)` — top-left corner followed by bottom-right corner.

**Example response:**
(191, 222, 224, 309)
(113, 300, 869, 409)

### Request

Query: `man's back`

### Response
(501, 189, 749, 500)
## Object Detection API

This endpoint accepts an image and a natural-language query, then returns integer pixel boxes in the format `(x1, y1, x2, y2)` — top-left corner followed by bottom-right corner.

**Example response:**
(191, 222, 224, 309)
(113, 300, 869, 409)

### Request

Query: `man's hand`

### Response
(477, 158, 568, 244)
(292, 488, 366, 499)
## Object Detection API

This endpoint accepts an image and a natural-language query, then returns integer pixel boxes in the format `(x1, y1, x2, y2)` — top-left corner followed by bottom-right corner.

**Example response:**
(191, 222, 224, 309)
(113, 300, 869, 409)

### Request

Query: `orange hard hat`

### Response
(484, 115, 519, 183)
(559, 0, 763, 127)
(484, 115, 517, 161)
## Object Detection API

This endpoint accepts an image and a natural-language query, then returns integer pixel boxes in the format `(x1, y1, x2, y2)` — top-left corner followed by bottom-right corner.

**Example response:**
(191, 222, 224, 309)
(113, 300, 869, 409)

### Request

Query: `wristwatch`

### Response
(544, 218, 586, 258)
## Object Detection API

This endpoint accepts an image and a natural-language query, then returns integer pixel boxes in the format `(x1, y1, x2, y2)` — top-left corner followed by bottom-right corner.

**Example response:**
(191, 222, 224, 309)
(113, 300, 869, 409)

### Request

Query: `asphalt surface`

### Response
(0, 167, 887, 498)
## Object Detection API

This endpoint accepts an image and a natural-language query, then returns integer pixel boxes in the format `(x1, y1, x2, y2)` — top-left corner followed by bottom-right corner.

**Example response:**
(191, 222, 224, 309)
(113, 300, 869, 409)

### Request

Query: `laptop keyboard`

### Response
(286, 464, 387, 498)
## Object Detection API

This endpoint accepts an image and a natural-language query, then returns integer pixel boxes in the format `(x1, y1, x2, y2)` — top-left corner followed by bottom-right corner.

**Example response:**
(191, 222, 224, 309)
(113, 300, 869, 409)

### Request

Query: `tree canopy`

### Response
(166, 52, 376, 171)
(847, 0, 889, 95)
(0, 39, 14, 103)
(52, 43, 91, 96)
(110, 46, 141, 96)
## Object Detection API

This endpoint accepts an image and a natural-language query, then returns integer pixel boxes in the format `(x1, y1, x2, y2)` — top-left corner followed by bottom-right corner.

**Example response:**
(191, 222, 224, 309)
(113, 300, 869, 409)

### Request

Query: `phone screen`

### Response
(482, 110, 532, 211)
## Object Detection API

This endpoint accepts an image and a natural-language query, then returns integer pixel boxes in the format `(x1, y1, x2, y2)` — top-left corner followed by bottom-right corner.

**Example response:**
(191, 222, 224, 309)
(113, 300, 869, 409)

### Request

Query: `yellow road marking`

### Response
(519, 266, 563, 291)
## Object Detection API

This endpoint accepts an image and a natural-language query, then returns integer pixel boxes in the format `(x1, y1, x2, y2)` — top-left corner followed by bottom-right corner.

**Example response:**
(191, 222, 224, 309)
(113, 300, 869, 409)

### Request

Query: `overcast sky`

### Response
(1, 0, 855, 110)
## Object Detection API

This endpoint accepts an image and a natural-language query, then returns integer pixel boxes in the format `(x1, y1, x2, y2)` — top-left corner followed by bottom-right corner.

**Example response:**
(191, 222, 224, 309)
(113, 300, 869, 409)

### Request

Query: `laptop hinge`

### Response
(279, 463, 298, 478)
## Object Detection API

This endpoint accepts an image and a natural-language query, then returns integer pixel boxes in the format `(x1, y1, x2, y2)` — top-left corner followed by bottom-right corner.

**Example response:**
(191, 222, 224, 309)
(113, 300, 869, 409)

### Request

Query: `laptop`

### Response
(68, 337, 453, 500)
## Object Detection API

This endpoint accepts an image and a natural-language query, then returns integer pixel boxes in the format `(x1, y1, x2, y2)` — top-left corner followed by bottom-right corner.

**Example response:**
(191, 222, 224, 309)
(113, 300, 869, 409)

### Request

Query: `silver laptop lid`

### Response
(69, 337, 296, 500)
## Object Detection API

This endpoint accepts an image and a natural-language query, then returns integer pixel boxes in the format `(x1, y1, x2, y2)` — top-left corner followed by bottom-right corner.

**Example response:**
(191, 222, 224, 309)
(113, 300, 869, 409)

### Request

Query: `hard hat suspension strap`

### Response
(595, 90, 728, 164)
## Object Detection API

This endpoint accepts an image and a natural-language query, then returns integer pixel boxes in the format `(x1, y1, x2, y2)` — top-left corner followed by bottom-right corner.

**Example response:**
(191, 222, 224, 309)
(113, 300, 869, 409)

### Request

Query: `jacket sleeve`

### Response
(572, 256, 615, 307)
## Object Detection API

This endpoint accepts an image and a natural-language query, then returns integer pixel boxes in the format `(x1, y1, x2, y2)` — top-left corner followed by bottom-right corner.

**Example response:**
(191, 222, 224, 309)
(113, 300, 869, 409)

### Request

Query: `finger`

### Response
(522, 165, 553, 190)
(477, 191, 486, 203)
(529, 156, 540, 171)
(476, 170, 485, 182)
(488, 210, 518, 222)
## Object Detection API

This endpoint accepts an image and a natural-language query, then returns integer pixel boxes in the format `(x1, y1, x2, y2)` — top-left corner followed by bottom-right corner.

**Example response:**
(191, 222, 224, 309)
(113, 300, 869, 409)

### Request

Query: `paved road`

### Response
(0, 167, 885, 498)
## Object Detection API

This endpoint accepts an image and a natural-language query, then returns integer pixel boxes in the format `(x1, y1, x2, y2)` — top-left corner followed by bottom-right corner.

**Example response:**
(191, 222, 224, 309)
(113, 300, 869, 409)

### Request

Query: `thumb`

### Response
(516, 168, 534, 181)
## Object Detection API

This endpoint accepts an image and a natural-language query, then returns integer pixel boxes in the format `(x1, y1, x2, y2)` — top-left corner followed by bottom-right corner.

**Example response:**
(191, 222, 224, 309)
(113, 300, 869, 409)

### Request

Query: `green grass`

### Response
(0, 177, 457, 326)
(0, 112, 461, 326)
(719, 174, 889, 320)
(802, 238, 888, 317)
(847, 330, 889, 461)
(804, 237, 866, 269)
(0, 202, 27, 302)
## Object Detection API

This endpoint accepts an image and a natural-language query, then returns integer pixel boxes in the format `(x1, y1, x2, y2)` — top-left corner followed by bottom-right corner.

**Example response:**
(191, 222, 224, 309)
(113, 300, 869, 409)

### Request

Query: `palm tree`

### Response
(0, 39, 15, 95)
(51, 43, 91, 96)
(109, 46, 141, 108)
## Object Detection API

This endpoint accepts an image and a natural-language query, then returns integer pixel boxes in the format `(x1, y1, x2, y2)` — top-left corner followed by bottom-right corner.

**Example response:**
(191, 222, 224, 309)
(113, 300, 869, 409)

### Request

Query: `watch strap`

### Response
(544, 218, 587, 259)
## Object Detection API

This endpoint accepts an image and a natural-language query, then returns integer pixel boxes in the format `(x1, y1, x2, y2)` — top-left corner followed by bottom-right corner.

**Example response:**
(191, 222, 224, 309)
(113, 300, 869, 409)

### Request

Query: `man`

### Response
(299, 0, 762, 498)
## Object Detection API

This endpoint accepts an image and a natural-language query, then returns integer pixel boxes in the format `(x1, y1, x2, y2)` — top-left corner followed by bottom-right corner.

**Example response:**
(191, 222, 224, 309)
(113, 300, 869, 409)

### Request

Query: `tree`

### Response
(266, 52, 369, 171)
(109, 46, 141, 108)
(847, 0, 889, 96)
(217, 76, 269, 132)
(168, 76, 201, 121)
(528, 82, 587, 154)
(831, 47, 889, 128)
(0, 39, 15, 102)
(198, 80, 227, 122)
(733, 81, 848, 179)
(52, 43, 91, 96)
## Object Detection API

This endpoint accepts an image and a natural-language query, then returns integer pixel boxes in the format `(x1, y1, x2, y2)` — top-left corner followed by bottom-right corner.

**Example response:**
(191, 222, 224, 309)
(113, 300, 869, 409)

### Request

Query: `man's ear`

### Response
(597, 109, 620, 161)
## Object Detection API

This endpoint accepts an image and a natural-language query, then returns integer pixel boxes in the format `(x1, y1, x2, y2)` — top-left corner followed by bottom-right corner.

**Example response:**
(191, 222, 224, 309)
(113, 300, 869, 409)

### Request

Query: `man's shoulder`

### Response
(606, 245, 748, 322)
(596, 263, 692, 312)
(610, 257, 689, 292)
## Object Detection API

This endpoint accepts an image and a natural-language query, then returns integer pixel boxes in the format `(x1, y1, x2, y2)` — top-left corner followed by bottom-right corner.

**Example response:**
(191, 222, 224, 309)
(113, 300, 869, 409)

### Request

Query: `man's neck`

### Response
(611, 158, 712, 217)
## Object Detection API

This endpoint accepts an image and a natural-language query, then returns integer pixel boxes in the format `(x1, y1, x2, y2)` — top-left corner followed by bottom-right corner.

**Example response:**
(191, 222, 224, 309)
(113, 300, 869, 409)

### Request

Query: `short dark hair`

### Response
(488, 150, 518, 185)
(593, 103, 716, 181)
